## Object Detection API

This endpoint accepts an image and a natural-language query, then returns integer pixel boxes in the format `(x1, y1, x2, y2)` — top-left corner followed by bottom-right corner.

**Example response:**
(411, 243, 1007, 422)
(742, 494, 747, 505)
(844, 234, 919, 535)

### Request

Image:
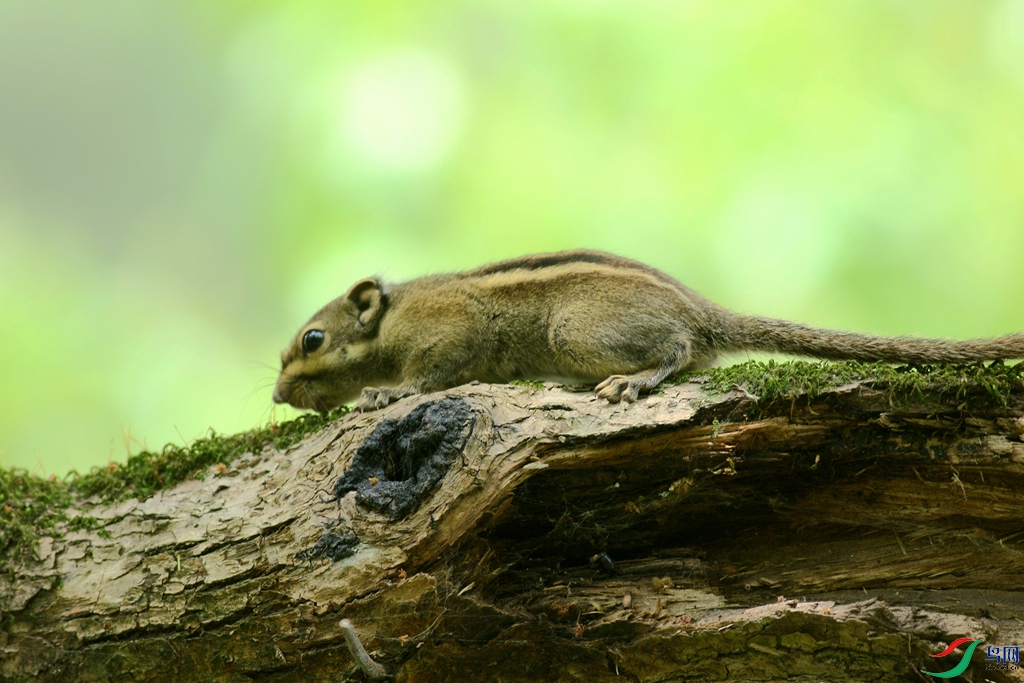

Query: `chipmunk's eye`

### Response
(302, 329, 325, 354)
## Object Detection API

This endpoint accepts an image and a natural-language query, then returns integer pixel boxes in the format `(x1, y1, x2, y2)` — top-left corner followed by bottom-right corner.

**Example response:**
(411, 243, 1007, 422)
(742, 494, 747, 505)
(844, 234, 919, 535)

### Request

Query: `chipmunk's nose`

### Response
(272, 386, 286, 404)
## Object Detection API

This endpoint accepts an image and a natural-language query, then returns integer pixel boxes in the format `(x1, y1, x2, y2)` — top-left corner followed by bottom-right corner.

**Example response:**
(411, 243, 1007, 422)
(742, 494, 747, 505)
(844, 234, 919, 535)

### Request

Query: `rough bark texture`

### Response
(3, 375, 1024, 682)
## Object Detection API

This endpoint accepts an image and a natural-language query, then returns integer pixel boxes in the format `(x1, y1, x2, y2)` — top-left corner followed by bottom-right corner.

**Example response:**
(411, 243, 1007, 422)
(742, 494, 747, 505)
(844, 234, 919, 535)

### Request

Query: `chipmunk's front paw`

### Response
(356, 387, 397, 412)
(595, 375, 639, 404)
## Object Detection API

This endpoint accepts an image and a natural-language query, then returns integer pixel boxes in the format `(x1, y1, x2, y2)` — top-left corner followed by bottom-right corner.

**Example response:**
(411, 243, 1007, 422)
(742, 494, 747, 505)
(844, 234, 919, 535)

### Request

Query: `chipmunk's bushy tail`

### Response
(721, 315, 1024, 364)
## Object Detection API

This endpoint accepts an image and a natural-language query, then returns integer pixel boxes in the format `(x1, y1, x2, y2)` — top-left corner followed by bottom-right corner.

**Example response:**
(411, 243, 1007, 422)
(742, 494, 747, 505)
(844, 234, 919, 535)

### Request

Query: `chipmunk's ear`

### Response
(345, 278, 385, 327)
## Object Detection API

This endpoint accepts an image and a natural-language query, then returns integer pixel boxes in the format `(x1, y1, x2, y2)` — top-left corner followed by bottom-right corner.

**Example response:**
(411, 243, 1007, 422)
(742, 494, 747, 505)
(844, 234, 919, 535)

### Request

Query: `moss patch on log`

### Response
(71, 406, 350, 501)
(692, 359, 1024, 408)
(0, 406, 349, 574)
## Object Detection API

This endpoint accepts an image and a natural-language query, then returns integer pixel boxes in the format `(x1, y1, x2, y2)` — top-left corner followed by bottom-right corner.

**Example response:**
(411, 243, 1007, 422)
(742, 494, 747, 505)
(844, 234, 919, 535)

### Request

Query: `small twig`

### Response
(950, 469, 968, 500)
(339, 619, 388, 680)
(894, 531, 907, 556)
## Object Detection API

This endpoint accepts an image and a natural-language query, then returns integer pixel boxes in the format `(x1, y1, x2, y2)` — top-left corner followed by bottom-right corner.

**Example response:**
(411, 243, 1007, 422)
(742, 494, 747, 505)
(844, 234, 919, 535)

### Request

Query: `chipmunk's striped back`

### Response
(274, 249, 1024, 413)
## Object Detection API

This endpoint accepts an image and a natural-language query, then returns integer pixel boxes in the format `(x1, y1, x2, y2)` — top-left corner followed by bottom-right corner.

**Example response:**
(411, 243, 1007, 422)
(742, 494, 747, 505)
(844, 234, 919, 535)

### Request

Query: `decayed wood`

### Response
(3, 376, 1024, 682)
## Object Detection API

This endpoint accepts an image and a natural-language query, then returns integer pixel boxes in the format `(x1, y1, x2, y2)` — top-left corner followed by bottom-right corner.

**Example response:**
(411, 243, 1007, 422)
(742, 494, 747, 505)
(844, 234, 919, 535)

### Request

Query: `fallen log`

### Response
(3, 361, 1024, 682)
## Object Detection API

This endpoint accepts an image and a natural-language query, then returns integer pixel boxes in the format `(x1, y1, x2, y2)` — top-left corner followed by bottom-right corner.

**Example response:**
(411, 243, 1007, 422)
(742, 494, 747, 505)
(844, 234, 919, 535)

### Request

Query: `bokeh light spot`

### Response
(339, 50, 466, 172)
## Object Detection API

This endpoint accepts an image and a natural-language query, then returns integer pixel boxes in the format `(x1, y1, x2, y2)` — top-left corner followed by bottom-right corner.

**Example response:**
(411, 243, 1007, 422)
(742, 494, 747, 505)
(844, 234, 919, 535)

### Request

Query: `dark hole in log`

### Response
(334, 398, 473, 518)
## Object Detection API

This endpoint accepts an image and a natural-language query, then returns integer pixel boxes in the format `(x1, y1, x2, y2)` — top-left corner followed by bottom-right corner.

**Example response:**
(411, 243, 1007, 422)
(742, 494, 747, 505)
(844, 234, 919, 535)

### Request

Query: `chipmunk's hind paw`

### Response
(595, 375, 639, 404)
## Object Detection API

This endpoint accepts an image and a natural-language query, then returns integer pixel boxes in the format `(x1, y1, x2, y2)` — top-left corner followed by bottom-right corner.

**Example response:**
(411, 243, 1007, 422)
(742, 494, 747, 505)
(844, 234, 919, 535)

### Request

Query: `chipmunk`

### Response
(272, 250, 1024, 413)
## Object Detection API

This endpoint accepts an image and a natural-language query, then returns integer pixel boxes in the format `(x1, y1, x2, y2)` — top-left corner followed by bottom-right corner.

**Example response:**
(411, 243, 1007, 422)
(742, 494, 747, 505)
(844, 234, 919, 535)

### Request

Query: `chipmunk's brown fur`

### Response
(272, 250, 1024, 412)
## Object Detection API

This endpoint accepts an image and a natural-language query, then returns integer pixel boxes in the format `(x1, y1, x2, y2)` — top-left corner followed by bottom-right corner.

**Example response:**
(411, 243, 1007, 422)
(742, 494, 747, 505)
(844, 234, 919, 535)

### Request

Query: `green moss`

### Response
(71, 406, 350, 501)
(0, 406, 349, 575)
(0, 469, 73, 570)
(686, 359, 1024, 408)
(510, 379, 546, 391)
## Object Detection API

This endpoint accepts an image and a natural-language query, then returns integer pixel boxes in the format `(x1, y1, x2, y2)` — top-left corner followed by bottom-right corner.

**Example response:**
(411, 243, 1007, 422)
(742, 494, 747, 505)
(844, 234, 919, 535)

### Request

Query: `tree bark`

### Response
(3, 373, 1024, 682)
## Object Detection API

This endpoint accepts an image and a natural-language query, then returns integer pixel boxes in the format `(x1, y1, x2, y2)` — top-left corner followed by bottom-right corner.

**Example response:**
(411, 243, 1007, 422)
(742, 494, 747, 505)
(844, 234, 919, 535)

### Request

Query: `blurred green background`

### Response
(1, 0, 1022, 475)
